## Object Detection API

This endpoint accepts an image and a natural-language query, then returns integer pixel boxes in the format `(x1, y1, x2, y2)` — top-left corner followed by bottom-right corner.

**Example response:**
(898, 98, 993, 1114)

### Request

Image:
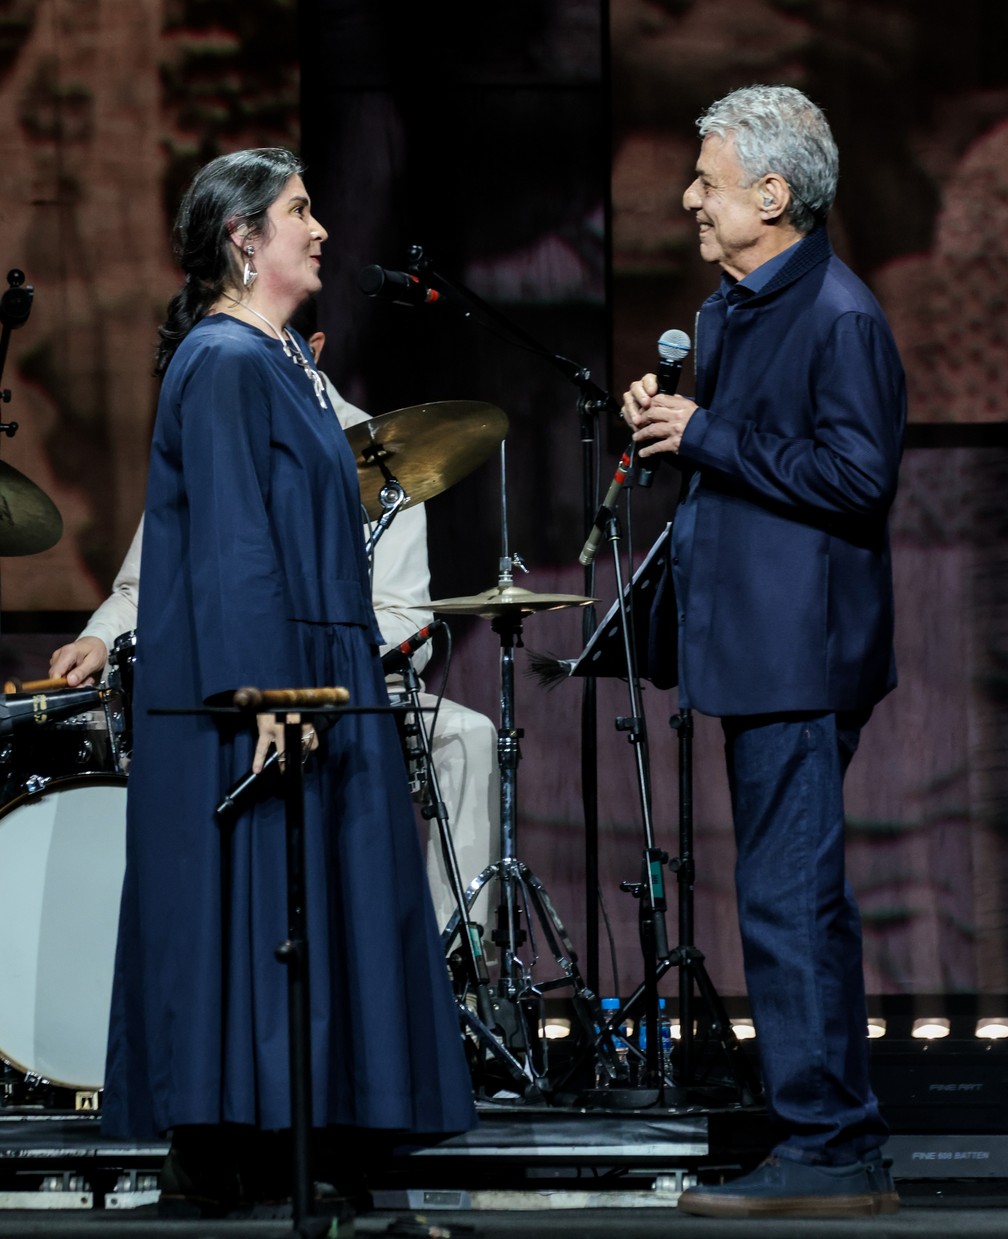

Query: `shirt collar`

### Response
(720, 237, 803, 303)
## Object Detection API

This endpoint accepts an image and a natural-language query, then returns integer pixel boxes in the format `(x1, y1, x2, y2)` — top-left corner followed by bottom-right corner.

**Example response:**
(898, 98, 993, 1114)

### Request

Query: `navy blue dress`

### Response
(101, 315, 475, 1139)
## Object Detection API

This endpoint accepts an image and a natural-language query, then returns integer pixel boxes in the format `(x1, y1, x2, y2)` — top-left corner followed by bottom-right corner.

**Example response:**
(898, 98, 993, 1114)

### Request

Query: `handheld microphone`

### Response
(381, 619, 446, 674)
(217, 622, 447, 821)
(215, 748, 281, 822)
(358, 265, 441, 307)
(579, 447, 634, 567)
(637, 328, 691, 489)
(215, 722, 333, 823)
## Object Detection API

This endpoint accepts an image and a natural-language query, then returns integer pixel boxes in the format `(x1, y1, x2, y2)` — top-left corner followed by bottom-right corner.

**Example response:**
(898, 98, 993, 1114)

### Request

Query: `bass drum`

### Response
(0, 776, 126, 1091)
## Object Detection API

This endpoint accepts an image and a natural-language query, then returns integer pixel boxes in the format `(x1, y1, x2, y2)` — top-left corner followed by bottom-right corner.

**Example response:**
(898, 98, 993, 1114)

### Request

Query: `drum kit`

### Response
(0, 468, 133, 1101)
(0, 395, 598, 1109)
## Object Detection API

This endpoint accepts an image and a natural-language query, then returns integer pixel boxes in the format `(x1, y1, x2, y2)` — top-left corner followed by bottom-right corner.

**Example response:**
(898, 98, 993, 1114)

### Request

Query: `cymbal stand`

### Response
(395, 654, 536, 1095)
(362, 468, 407, 559)
(442, 447, 609, 1093)
(406, 243, 623, 992)
(360, 476, 538, 1093)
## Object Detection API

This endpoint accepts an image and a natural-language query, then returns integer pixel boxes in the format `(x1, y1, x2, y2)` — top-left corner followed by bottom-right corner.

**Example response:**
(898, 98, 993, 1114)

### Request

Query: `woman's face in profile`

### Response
(250, 174, 328, 306)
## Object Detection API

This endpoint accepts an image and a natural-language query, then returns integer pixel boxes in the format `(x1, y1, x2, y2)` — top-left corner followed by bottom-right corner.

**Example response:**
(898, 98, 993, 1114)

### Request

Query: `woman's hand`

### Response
(252, 712, 319, 773)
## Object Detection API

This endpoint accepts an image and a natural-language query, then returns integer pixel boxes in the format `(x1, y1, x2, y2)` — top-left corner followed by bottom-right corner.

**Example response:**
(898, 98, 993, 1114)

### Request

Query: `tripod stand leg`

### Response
(674, 947, 762, 1105)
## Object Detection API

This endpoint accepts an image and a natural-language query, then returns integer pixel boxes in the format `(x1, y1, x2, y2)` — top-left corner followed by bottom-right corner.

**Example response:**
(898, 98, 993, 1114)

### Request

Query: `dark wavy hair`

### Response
(154, 148, 304, 376)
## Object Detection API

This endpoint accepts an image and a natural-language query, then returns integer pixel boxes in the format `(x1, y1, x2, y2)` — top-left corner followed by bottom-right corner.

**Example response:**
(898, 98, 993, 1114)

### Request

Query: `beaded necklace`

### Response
(232, 301, 328, 411)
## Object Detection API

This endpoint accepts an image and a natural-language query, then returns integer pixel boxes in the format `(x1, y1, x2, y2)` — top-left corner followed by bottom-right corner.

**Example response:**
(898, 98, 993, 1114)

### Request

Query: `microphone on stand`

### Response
(637, 328, 691, 489)
(578, 447, 634, 567)
(381, 620, 446, 675)
(358, 265, 442, 307)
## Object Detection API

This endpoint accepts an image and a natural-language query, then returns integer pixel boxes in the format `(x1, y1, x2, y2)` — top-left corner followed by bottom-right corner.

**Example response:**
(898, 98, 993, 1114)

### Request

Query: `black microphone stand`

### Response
(394, 653, 538, 1097)
(276, 711, 320, 1235)
(546, 517, 762, 1109)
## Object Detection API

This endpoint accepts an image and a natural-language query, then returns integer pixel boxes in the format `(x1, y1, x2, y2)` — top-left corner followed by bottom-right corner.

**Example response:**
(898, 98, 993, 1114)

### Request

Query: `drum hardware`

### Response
(0, 684, 122, 804)
(387, 689, 428, 797)
(106, 630, 137, 772)
(391, 639, 536, 1096)
(392, 244, 626, 992)
(430, 445, 606, 1097)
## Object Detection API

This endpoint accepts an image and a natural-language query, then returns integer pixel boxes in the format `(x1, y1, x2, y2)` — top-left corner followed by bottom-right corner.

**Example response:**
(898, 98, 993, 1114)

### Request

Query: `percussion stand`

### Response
(362, 474, 407, 559)
(405, 243, 625, 993)
(394, 656, 536, 1095)
(361, 473, 537, 1092)
(449, 557, 606, 1092)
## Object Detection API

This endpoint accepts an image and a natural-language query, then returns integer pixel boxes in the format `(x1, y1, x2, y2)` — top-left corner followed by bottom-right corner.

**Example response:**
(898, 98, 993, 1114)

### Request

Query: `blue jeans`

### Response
(722, 710, 887, 1166)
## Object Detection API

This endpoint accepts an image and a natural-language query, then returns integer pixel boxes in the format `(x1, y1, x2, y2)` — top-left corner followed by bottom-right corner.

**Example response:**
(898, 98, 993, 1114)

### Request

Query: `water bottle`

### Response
(597, 997, 631, 1085)
(639, 997, 672, 1080)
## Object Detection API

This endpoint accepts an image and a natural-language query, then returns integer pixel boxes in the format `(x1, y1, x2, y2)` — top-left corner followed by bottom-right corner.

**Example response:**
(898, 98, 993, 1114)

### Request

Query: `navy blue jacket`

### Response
(657, 226, 906, 717)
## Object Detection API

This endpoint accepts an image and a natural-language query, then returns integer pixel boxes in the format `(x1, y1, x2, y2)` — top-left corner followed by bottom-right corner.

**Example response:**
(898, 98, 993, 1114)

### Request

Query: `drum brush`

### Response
(0, 685, 108, 734)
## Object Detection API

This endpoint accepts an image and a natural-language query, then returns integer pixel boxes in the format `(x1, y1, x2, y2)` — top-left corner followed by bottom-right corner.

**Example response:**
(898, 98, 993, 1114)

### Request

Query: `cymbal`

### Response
(345, 400, 508, 519)
(429, 584, 595, 618)
(0, 460, 62, 556)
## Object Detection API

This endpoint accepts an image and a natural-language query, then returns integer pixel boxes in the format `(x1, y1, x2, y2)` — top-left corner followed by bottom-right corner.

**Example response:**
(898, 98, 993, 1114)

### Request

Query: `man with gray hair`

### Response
(623, 84, 905, 1217)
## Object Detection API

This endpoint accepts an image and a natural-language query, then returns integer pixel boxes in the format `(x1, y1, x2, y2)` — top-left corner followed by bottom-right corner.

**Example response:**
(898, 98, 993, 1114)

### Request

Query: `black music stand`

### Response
(535, 530, 760, 1106)
(169, 690, 381, 1237)
(234, 687, 349, 1237)
(567, 523, 670, 683)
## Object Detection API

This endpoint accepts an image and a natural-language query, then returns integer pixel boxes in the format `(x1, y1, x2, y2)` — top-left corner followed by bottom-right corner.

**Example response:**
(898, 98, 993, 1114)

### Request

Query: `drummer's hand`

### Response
(253, 713, 319, 774)
(48, 636, 109, 687)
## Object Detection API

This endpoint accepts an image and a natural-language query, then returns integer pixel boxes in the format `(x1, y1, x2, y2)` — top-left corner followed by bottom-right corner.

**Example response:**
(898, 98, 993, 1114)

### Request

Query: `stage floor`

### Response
(2, 1100, 1007, 1235)
(0, 1198, 1004, 1237)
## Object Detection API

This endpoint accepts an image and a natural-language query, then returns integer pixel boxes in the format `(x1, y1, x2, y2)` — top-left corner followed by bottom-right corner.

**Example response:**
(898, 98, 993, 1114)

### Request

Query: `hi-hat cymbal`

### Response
(429, 584, 595, 618)
(345, 399, 508, 519)
(0, 460, 62, 556)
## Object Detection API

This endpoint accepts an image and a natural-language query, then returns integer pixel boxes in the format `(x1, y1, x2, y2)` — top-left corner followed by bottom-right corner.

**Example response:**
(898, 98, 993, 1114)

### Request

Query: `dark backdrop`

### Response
(1, 0, 1007, 1003)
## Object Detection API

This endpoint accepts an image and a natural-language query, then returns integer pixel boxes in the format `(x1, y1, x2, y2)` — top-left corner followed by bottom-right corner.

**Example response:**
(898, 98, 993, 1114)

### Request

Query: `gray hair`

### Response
(697, 85, 838, 234)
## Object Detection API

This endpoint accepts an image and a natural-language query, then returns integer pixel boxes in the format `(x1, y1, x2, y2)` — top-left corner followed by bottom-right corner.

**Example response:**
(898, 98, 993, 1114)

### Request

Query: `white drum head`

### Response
(0, 777, 126, 1090)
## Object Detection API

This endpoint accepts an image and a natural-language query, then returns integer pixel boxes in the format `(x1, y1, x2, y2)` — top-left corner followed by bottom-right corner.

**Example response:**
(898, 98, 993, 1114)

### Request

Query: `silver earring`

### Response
(242, 244, 257, 288)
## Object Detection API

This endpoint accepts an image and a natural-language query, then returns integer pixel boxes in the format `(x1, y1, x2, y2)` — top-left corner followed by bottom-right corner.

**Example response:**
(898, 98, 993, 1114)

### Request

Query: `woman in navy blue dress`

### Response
(101, 148, 474, 1208)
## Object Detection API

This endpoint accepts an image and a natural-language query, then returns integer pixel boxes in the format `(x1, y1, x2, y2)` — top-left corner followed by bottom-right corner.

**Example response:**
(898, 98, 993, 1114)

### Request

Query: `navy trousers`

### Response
(722, 710, 888, 1166)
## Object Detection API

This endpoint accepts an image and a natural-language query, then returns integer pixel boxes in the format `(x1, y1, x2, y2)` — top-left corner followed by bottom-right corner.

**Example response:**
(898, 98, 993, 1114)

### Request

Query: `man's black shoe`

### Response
(677, 1154, 901, 1218)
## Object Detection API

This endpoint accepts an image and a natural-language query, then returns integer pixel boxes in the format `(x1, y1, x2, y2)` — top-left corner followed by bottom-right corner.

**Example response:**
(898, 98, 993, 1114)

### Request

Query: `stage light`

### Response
(911, 1017, 950, 1040)
(730, 1019, 756, 1041)
(975, 1017, 1008, 1040)
(867, 1018, 887, 1039)
(539, 1018, 572, 1040)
